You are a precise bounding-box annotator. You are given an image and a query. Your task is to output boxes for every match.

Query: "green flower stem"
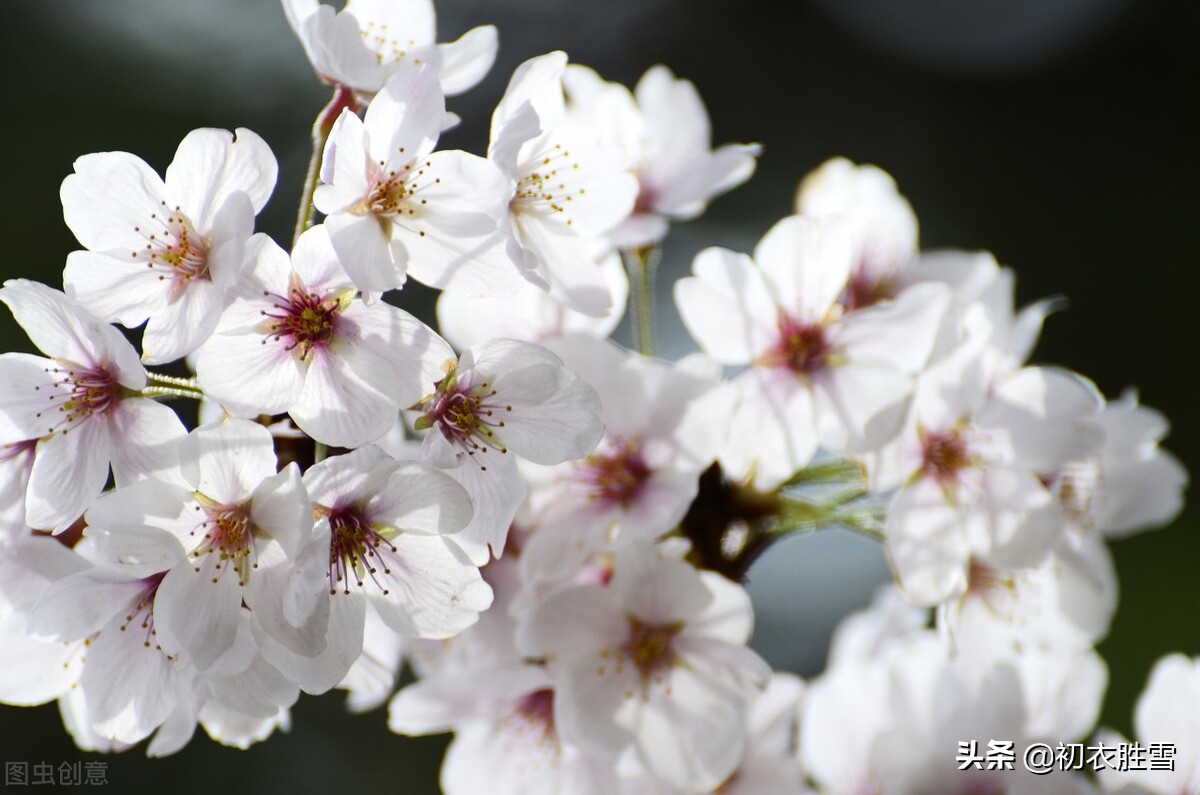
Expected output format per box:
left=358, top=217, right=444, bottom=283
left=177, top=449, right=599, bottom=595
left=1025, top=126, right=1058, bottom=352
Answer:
left=622, top=245, right=660, bottom=357
left=294, top=86, right=360, bottom=246
left=781, top=458, right=867, bottom=488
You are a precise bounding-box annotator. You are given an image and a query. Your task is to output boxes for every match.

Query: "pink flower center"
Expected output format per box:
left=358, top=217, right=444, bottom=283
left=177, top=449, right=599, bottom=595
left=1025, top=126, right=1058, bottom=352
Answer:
left=34, top=363, right=120, bottom=438
left=262, top=286, right=341, bottom=361
left=323, top=506, right=396, bottom=596
left=579, top=438, right=652, bottom=507
left=416, top=371, right=513, bottom=469
left=921, top=429, right=972, bottom=484
left=842, top=269, right=894, bottom=311
left=624, top=617, right=683, bottom=681
left=763, top=315, right=831, bottom=376
left=130, top=201, right=210, bottom=293
left=188, top=503, right=255, bottom=586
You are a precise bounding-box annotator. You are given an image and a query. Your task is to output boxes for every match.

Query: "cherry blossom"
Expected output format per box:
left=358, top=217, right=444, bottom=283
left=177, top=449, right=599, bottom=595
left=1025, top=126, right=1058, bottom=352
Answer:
left=314, top=67, right=517, bottom=295
left=194, top=227, right=453, bottom=447
left=674, top=215, right=949, bottom=488
left=81, top=419, right=314, bottom=671
left=564, top=64, right=761, bottom=249
left=516, top=544, right=771, bottom=792
left=489, top=51, right=639, bottom=317
left=412, top=337, right=605, bottom=565
left=282, top=0, right=497, bottom=99
left=0, top=280, right=186, bottom=532
left=257, top=446, right=491, bottom=694
left=62, top=128, right=277, bottom=364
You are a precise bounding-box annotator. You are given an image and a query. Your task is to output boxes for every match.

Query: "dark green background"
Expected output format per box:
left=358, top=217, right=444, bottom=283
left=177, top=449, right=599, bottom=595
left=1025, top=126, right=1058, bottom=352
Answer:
left=0, top=1, right=1196, bottom=792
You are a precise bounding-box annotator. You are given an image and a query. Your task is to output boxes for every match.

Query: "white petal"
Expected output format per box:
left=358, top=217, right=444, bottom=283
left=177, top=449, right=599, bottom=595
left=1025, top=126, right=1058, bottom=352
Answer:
left=675, top=247, right=776, bottom=363
left=324, top=211, right=404, bottom=294
left=516, top=584, right=626, bottom=661
left=754, top=215, right=853, bottom=319
left=60, top=151, right=166, bottom=255
left=187, top=418, right=278, bottom=505
left=437, top=25, right=498, bottom=95
left=139, top=272, right=228, bottom=365
left=367, top=534, right=492, bottom=638
left=0, top=353, right=59, bottom=444
left=107, top=398, right=187, bottom=485
left=0, top=280, right=141, bottom=380
left=154, top=558, right=243, bottom=671
left=63, top=250, right=170, bottom=326
left=25, top=417, right=110, bottom=532
left=250, top=463, right=312, bottom=559
left=164, top=127, right=277, bottom=228
left=315, top=109, right=372, bottom=212
left=193, top=300, right=306, bottom=417
left=488, top=361, right=604, bottom=465
left=441, top=454, right=525, bottom=565
left=364, top=65, right=445, bottom=165
left=27, top=570, right=145, bottom=642
left=290, top=348, right=395, bottom=448
left=368, top=461, right=472, bottom=535
left=885, top=478, right=971, bottom=605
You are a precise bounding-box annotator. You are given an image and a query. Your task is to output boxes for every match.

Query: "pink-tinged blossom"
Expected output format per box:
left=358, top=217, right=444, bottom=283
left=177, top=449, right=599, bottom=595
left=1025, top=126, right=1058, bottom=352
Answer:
left=258, top=446, right=490, bottom=695
left=391, top=558, right=622, bottom=795
left=564, top=64, right=761, bottom=249
left=194, top=227, right=453, bottom=448
left=82, top=419, right=315, bottom=672
left=674, top=215, right=950, bottom=489
left=61, top=128, right=277, bottom=364
left=412, top=337, right=605, bottom=565
left=518, top=336, right=722, bottom=589
left=883, top=366, right=1105, bottom=607
left=315, top=67, right=518, bottom=296
left=27, top=568, right=196, bottom=746
left=282, top=0, right=497, bottom=99
left=0, top=280, right=186, bottom=532
left=489, top=52, right=639, bottom=317
left=937, top=532, right=1118, bottom=661
left=516, top=544, right=771, bottom=792
left=794, top=157, right=918, bottom=310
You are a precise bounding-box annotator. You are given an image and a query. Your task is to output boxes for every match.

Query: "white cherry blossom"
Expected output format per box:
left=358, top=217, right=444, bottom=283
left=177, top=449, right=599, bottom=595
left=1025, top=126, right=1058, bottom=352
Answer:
left=884, top=366, right=1105, bottom=607
left=516, top=544, right=771, bottom=792
left=194, top=227, right=453, bottom=447
left=1097, top=653, right=1200, bottom=795
left=563, top=64, right=761, bottom=249
left=82, top=419, right=314, bottom=671
left=282, top=0, right=497, bottom=99
left=435, top=249, right=628, bottom=352
left=518, top=335, right=722, bottom=589
left=489, top=52, right=639, bottom=317
left=314, top=67, right=517, bottom=295
left=257, top=446, right=490, bottom=694
left=412, top=337, right=604, bottom=565
left=62, top=128, right=277, bottom=364
left=795, top=157, right=918, bottom=309
left=0, top=280, right=186, bottom=532
left=674, top=215, right=949, bottom=488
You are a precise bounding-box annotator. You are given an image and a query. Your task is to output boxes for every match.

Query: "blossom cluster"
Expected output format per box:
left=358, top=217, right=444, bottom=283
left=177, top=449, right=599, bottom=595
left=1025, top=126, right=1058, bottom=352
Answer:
left=0, top=1, right=1193, bottom=793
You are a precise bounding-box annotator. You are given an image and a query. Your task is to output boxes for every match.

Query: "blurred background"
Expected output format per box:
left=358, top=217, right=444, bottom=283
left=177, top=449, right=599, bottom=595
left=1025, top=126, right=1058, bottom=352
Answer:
left=0, top=0, right=1197, bottom=791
